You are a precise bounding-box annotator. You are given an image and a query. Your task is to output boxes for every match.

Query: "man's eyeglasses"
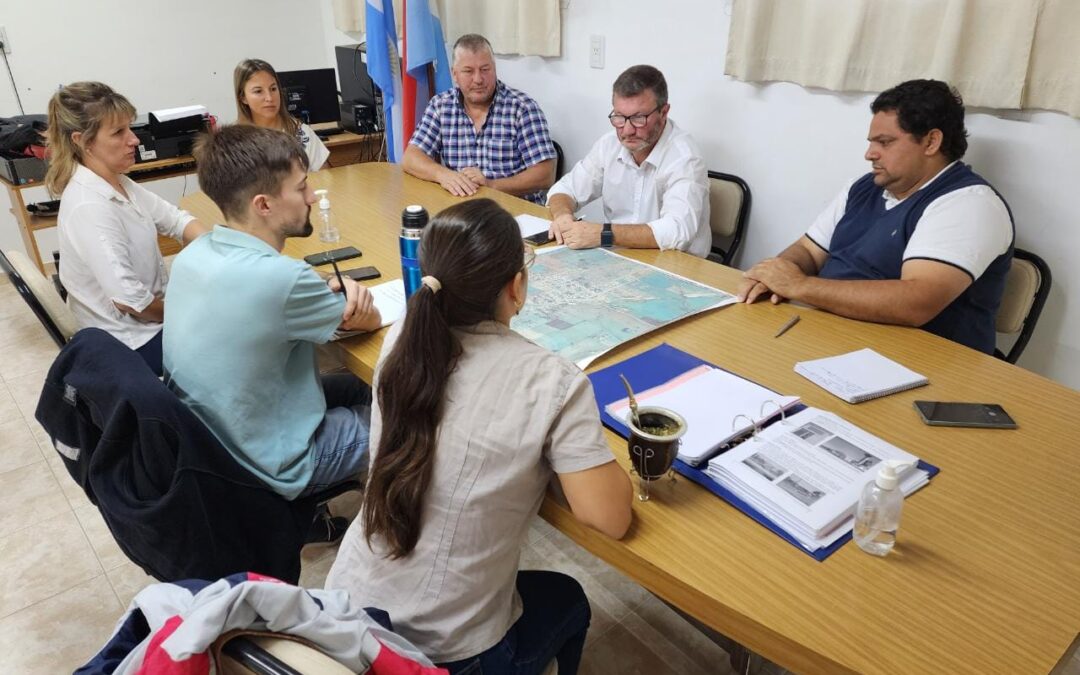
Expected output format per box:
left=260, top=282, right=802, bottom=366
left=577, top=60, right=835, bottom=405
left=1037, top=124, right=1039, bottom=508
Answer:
left=523, top=244, right=537, bottom=270
left=608, top=106, right=662, bottom=129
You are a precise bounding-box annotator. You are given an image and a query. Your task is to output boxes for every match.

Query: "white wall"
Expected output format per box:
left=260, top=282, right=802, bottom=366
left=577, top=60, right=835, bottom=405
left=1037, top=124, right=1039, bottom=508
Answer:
left=489, top=0, right=1080, bottom=389
left=0, top=0, right=334, bottom=258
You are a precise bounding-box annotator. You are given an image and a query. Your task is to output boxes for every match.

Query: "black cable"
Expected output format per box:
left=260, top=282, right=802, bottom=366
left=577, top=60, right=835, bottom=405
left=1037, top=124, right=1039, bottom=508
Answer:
left=0, top=43, right=25, bottom=115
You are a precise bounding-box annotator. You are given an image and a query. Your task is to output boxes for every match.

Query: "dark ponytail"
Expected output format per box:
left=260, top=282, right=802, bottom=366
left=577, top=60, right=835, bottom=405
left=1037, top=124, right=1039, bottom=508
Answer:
left=362, top=198, right=525, bottom=558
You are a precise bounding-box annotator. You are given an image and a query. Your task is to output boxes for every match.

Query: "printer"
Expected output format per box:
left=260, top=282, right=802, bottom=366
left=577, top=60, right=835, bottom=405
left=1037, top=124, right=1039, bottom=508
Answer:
left=143, top=105, right=208, bottom=160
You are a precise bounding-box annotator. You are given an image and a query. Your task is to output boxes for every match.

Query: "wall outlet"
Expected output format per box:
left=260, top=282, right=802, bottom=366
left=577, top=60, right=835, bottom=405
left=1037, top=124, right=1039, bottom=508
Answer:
left=589, top=34, right=605, bottom=69
left=0, top=27, right=10, bottom=55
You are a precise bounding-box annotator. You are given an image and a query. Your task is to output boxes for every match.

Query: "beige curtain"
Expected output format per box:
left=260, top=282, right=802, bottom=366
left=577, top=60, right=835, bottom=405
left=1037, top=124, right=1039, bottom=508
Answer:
left=1023, top=0, right=1080, bottom=116
left=437, top=0, right=562, bottom=57
left=332, top=0, right=404, bottom=34
left=726, top=0, right=1079, bottom=117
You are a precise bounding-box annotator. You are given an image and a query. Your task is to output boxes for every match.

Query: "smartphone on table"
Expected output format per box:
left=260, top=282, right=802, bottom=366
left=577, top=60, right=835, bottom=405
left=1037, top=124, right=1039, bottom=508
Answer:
left=304, top=246, right=362, bottom=266
left=343, top=266, right=381, bottom=281
left=913, top=401, right=1017, bottom=429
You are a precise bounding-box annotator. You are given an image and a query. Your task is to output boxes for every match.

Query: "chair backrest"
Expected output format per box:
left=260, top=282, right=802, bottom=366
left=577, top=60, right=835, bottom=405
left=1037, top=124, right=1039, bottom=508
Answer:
left=995, top=247, right=1051, bottom=364
left=0, top=248, right=79, bottom=348
left=707, top=171, right=752, bottom=266
left=552, top=140, right=566, bottom=180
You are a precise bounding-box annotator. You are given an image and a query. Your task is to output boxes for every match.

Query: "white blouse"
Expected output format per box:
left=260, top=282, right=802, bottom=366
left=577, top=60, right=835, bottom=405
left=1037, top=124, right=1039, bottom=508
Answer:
left=298, top=123, right=330, bottom=172
left=57, top=165, right=193, bottom=350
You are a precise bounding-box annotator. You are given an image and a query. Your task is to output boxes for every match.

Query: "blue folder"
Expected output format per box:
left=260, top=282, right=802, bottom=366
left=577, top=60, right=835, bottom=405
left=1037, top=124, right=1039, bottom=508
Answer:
left=587, top=343, right=940, bottom=561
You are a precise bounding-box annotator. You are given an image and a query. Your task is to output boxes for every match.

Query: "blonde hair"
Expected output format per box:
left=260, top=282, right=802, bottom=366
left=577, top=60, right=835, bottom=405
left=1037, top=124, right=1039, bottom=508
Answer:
left=45, top=82, right=136, bottom=195
left=233, top=59, right=299, bottom=134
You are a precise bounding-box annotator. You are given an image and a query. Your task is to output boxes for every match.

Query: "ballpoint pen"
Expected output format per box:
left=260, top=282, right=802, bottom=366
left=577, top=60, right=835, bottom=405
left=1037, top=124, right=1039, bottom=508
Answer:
left=774, top=314, right=801, bottom=338
left=330, top=259, right=346, bottom=293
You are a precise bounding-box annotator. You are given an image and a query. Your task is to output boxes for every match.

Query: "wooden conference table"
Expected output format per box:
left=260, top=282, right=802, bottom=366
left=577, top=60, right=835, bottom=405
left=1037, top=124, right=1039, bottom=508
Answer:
left=181, top=163, right=1080, bottom=675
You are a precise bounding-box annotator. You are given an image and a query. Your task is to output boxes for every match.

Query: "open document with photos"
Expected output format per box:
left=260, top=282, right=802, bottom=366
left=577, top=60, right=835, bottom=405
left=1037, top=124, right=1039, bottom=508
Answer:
left=705, top=408, right=930, bottom=553
left=605, top=364, right=801, bottom=466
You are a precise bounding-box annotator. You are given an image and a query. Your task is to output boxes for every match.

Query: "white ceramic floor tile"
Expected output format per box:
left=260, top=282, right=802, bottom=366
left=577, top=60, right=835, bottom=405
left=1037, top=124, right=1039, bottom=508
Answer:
left=0, top=383, right=22, bottom=426
left=44, top=451, right=93, bottom=511
left=105, top=560, right=157, bottom=608
left=73, top=503, right=130, bottom=572
left=0, top=309, right=46, bottom=350
left=0, top=460, right=71, bottom=540
left=0, top=575, right=123, bottom=675
left=579, top=619, right=684, bottom=675
left=618, top=610, right=734, bottom=675
left=4, top=368, right=48, bottom=423
left=0, top=417, right=44, bottom=474
left=0, top=336, right=58, bottom=382
left=0, top=510, right=103, bottom=617
left=299, top=550, right=337, bottom=590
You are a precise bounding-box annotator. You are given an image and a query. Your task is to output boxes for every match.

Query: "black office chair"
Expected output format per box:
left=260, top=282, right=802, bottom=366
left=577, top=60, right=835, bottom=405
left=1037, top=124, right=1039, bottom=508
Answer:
left=553, top=140, right=566, bottom=180
left=706, top=171, right=752, bottom=266
left=0, top=248, right=78, bottom=348
left=994, top=247, right=1052, bottom=364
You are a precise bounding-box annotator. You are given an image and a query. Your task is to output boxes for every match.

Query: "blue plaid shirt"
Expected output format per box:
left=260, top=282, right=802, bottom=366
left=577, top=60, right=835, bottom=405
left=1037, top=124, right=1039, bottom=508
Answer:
left=409, top=80, right=557, bottom=204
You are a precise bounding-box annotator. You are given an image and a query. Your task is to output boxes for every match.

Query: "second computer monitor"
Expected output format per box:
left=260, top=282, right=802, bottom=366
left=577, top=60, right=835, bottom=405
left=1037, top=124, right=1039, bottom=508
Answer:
left=277, top=68, right=339, bottom=125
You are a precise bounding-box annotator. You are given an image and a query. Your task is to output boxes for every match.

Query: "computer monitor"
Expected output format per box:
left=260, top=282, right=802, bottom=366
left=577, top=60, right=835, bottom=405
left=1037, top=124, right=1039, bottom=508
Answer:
left=276, top=68, right=340, bottom=125
left=336, top=44, right=378, bottom=107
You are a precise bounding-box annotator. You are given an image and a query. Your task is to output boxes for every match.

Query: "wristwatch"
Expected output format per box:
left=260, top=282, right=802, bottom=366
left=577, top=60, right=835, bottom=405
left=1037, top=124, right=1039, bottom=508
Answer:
left=601, top=222, right=614, bottom=248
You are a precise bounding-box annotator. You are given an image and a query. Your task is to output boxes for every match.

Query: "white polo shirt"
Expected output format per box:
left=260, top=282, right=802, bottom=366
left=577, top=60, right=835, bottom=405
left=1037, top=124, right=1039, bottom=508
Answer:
left=547, top=119, right=712, bottom=257
left=806, top=161, right=1013, bottom=279
left=57, top=164, right=193, bottom=349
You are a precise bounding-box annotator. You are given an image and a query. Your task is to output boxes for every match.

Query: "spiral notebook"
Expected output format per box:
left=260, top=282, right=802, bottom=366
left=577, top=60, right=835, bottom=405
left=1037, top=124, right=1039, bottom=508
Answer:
left=794, top=348, right=928, bottom=403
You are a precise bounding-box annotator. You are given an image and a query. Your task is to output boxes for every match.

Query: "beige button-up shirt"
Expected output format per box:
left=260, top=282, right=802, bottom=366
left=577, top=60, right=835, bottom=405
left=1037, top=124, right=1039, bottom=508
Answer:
left=327, top=320, right=616, bottom=662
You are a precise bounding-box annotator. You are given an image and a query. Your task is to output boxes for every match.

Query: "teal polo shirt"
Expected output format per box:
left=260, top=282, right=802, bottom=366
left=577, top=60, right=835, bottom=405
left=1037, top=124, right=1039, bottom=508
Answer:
left=163, top=225, right=345, bottom=499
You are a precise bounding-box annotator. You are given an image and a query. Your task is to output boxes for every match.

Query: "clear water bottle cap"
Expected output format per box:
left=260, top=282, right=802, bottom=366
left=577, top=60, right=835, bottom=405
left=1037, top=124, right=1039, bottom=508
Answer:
left=315, top=189, right=330, bottom=210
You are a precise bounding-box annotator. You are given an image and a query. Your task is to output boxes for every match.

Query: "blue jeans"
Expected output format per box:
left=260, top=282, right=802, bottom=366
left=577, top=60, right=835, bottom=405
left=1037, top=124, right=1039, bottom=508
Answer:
left=437, top=571, right=591, bottom=675
left=298, top=374, right=373, bottom=497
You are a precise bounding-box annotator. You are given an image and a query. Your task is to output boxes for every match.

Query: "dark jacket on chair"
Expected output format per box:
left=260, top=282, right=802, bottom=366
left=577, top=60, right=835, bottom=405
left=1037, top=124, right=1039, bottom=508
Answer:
left=35, top=328, right=317, bottom=583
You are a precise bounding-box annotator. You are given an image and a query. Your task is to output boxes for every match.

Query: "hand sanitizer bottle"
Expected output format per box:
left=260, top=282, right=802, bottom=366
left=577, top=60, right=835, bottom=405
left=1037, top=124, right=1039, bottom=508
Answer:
left=315, top=189, right=339, bottom=243
left=853, top=460, right=912, bottom=556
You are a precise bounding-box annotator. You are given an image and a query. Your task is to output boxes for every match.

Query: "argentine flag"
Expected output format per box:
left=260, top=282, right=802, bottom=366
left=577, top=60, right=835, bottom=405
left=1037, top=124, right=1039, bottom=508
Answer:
left=402, top=0, right=453, bottom=141
left=365, top=0, right=404, bottom=162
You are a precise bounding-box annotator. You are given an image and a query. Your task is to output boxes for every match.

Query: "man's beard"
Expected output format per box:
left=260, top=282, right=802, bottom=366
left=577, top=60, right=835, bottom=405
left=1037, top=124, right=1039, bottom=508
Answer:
left=287, top=209, right=314, bottom=238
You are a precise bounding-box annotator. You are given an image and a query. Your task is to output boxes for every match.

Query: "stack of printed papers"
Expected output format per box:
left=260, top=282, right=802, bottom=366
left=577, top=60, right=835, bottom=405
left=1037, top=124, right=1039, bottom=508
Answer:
left=705, top=408, right=929, bottom=552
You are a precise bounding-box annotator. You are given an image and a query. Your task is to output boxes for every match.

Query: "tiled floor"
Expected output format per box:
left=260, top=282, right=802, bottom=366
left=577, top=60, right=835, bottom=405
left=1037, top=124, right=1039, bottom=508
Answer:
left=2, top=278, right=1077, bottom=675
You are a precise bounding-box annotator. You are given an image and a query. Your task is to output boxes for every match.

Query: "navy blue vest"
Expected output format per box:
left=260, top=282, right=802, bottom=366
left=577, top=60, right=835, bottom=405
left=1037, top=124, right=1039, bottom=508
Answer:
left=817, top=163, right=1014, bottom=354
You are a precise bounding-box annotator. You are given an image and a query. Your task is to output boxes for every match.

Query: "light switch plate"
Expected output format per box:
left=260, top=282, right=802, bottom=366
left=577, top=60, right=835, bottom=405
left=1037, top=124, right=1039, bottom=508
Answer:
left=589, top=34, right=605, bottom=69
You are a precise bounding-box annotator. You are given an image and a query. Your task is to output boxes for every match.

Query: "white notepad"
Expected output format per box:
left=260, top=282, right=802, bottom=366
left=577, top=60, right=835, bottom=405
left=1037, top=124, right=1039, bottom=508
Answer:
left=331, top=279, right=406, bottom=340
left=794, top=348, right=928, bottom=403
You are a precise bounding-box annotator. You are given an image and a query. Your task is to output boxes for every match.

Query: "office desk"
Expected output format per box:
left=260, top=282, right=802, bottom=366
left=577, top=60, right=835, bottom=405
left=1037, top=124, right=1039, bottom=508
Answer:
left=181, top=163, right=1080, bottom=675
left=311, top=122, right=383, bottom=168
left=4, top=128, right=380, bottom=274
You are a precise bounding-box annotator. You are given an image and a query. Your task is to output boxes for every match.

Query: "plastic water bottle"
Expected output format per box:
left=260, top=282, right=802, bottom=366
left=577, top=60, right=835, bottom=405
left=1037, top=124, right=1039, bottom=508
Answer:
left=400, top=205, right=429, bottom=298
left=315, top=190, right=339, bottom=243
left=853, top=460, right=913, bottom=556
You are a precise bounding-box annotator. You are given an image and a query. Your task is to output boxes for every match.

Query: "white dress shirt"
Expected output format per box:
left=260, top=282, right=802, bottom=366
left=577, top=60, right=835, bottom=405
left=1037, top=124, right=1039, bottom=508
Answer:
left=806, top=161, right=1013, bottom=279
left=547, top=119, right=712, bottom=257
left=58, top=164, right=193, bottom=350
